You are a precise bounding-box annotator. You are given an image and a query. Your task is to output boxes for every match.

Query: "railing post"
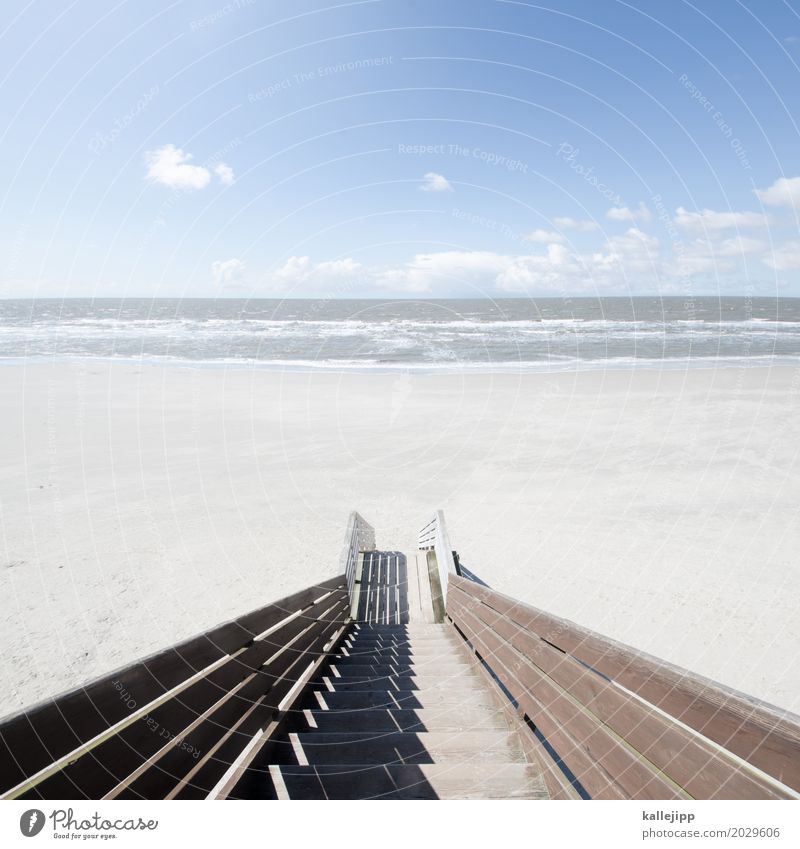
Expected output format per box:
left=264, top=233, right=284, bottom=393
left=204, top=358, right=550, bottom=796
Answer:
left=340, top=511, right=375, bottom=605
left=417, top=509, right=457, bottom=604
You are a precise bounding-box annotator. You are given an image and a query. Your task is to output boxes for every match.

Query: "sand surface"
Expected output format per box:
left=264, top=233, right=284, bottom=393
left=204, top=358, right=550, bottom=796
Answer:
left=1, top=361, right=799, bottom=717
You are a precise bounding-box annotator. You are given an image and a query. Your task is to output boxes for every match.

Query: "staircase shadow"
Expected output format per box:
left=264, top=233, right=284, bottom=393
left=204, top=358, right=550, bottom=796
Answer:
left=229, top=621, right=450, bottom=799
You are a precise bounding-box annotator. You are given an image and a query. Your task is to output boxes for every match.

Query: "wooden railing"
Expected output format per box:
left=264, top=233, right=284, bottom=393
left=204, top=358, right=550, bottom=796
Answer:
left=0, top=576, right=349, bottom=800
left=341, top=511, right=375, bottom=600
left=446, top=574, right=800, bottom=800
left=418, top=510, right=457, bottom=604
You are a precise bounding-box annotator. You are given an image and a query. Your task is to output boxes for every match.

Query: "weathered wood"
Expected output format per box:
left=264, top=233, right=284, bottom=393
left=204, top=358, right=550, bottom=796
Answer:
left=25, top=590, right=345, bottom=797
left=414, top=551, right=436, bottom=625
left=444, top=618, right=580, bottom=799
left=448, top=582, right=783, bottom=800
left=291, top=707, right=509, bottom=733
left=193, top=620, right=350, bottom=800
left=243, top=762, right=547, bottom=800
left=114, top=597, right=350, bottom=799
left=1, top=577, right=348, bottom=800
left=165, top=613, right=349, bottom=799
left=448, top=595, right=636, bottom=799
left=448, top=575, right=800, bottom=798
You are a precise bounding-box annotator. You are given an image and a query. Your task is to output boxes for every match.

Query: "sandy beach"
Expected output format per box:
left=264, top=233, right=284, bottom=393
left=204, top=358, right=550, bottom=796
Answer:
left=1, top=360, right=798, bottom=717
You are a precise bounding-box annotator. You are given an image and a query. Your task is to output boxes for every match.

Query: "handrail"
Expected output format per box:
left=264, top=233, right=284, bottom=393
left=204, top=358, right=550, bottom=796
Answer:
left=341, top=511, right=376, bottom=601
left=446, top=574, right=800, bottom=800
left=0, top=577, right=350, bottom=800
left=417, top=509, right=457, bottom=604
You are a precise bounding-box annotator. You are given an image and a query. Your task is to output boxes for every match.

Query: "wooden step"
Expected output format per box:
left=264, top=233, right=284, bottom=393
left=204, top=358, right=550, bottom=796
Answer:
left=344, top=644, right=460, bottom=656
left=265, top=731, right=520, bottom=765
left=328, top=663, right=472, bottom=678
left=353, top=622, right=447, bottom=634
left=313, top=676, right=480, bottom=693
left=314, top=689, right=497, bottom=710
left=346, top=636, right=458, bottom=647
left=331, top=652, right=461, bottom=665
left=258, top=762, right=548, bottom=799
left=339, top=645, right=460, bottom=658
left=291, top=708, right=509, bottom=733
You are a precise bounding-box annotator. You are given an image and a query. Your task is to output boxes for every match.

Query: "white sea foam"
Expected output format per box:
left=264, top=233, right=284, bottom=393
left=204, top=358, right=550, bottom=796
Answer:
left=2, top=297, right=800, bottom=367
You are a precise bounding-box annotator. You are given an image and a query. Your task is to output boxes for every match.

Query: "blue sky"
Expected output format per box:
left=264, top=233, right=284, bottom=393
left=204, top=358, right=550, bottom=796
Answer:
left=2, top=0, right=800, bottom=298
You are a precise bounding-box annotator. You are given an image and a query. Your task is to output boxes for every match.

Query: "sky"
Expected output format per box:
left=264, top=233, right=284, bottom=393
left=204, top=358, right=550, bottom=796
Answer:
left=2, top=0, right=800, bottom=298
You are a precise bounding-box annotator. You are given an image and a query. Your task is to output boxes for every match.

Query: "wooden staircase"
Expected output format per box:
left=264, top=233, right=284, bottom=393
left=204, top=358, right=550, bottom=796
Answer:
left=4, top=511, right=798, bottom=801
left=233, top=621, right=548, bottom=799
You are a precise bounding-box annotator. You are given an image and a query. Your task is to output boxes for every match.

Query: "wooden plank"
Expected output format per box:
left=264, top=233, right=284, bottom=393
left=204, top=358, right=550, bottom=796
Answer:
left=388, top=582, right=396, bottom=626
left=108, top=599, right=349, bottom=800
left=320, top=689, right=496, bottom=710
left=0, top=576, right=346, bottom=796
left=397, top=553, right=409, bottom=623
left=427, top=550, right=446, bottom=623
left=356, top=552, right=371, bottom=622
left=118, top=597, right=350, bottom=799
left=444, top=618, right=572, bottom=799
left=254, top=762, right=547, bottom=800
left=294, top=707, right=509, bottom=733
left=405, top=550, right=422, bottom=623
left=14, top=593, right=348, bottom=800
left=448, top=596, right=636, bottom=799
left=161, top=612, right=349, bottom=799
left=448, top=583, right=787, bottom=800
left=194, top=621, right=350, bottom=800
left=350, top=552, right=365, bottom=619
left=259, top=730, right=517, bottom=765
left=450, top=576, right=800, bottom=793
left=451, top=597, right=687, bottom=799
left=416, top=552, right=435, bottom=624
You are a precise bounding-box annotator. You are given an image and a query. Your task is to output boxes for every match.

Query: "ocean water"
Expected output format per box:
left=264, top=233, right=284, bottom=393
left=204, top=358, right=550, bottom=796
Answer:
left=2, top=297, right=800, bottom=371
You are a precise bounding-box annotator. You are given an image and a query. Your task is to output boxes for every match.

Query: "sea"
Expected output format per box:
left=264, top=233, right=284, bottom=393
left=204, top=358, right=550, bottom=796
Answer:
left=2, top=296, right=800, bottom=372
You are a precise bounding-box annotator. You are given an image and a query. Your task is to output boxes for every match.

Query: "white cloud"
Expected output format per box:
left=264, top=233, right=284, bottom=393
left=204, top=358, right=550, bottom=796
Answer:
left=268, top=256, right=365, bottom=292
left=377, top=251, right=509, bottom=294
left=262, top=234, right=666, bottom=296
left=553, top=216, right=599, bottom=231
left=214, top=163, right=235, bottom=186
left=674, top=206, right=768, bottom=232
left=606, top=202, right=652, bottom=223
left=496, top=244, right=582, bottom=292
left=671, top=234, right=770, bottom=276
left=523, top=228, right=565, bottom=243
left=420, top=172, right=453, bottom=192
left=715, top=236, right=768, bottom=256
left=146, top=144, right=211, bottom=190
left=212, top=258, right=246, bottom=287
left=603, top=228, right=660, bottom=271
left=244, top=208, right=800, bottom=296
left=754, top=176, right=800, bottom=207
left=145, top=144, right=235, bottom=190
left=764, top=241, right=800, bottom=270
left=496, top=230, right=660, bottom=292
